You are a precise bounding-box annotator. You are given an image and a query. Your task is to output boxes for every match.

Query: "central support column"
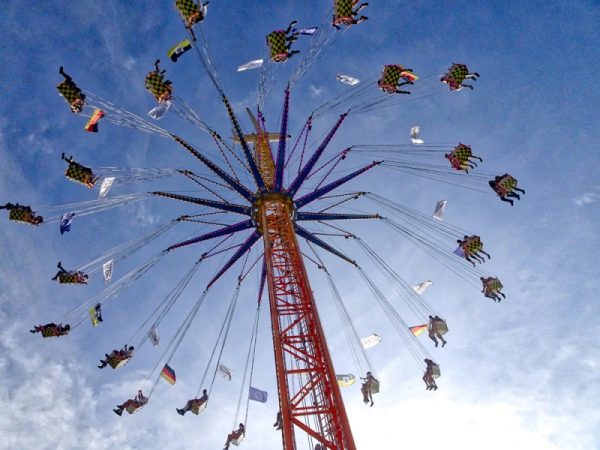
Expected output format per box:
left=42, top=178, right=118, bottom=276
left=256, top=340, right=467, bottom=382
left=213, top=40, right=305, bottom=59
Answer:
left=259, top=195, right=356, bottom=450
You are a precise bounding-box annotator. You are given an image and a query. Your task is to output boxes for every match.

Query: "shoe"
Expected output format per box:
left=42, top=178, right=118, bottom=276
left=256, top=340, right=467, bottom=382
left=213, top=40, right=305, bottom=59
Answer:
left=370, top=402, right=374, bottom=407
left=113, top=409, right=122, bottom=416
left=57, top=261, right=62, bottom=268
left=29, top=329, right=36, bottom=334
left=433, top=386, right=438, bottom=390
left=442, top=341, right=446, bottom=348
left=276, top=426, right=282, bottom=430
left=176, top=408, right=184, bottom=416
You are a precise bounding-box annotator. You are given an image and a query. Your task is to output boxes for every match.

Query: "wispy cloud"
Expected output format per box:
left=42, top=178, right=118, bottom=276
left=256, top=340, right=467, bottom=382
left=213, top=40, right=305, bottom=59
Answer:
left=574, top=187, right=600, bottom=206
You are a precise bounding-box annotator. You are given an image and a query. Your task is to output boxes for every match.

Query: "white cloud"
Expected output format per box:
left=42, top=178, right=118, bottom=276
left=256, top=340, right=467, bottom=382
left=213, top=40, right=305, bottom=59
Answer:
left=309, top=84, right=324, bottom=97
left=574, top=187, right=600, bottom=206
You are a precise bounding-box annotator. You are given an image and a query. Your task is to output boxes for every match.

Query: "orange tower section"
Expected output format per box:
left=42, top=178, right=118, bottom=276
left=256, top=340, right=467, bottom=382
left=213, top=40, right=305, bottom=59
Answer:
left=256, top=193, right=356, bottom=450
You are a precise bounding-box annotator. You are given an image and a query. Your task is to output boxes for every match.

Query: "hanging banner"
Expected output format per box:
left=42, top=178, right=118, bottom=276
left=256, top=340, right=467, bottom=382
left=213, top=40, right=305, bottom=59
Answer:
left=410, top=125, right=424, bottom=144
left=148, top=326, right=160, bottom=347
left=237, top=59, right=263, bottom=72
left=98, top=177, right=115, bottom=199
left=102, top=259, right=113, bottom=283
left=412, top=280, right=432, bottom=295
left=59, top=212, right=76, bottom=235
left=148, top=101, right=172, bottom=120
left=218, top=364, right=232, bottom=381
left=433, top=200, right=447, bottom=221
left=361, top=334, right=382, bottom=349
left=89, top=303, right=103, bottom=327
left=249, top=387, right=268, bottom=403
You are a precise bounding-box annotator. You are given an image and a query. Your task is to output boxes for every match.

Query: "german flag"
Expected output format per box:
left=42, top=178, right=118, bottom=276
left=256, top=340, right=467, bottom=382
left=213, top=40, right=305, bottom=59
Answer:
left=84, top=109, right=105, bottom=133
left=160, top=364, right=176, bottom=385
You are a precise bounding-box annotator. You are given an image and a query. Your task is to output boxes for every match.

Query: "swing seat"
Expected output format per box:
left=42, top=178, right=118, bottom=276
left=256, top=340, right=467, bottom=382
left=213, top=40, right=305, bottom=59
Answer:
left=369, top=379, right=380, bottom=394
left=272, top=53, right=289, bottom=63
left=433, top=320, right=448, bottom=336
left=191, top=400, right=207, bottom=415
left=126, top=402, right=146, bottom=414
left=378, top=82, right=397, bottom=94
left=231, top=433, right=245, bottom=446
left=334, top=16, right=353, bottom=26
left=65, top=164, right=96, bottom=188
left=9, top=208, right=42, bottom=225
left=430, top=366, right=441, bottom=379
left=58, top=273, right=87, bottom=284
left=41, top=327, right=59, bottom=338
left=108, top=354, right=131, bottom=369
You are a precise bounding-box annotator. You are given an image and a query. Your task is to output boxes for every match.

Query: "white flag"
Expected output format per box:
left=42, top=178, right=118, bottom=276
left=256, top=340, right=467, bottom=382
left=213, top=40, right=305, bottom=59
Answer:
left=98, top=177, right=115, bottom=199
left=361, top=334, right=382, bottom=349
left=148, top=326, right=160, bottom=347
left=237, top=59, right=264, bottom=72
left=218, top=364, right=232, bottom=381
left=433, top=200, right=447, bottom=221
left=336, top=74, right=360, bottom=86
left=148, top=101, right=172, bottom=120
left=410, top=125, right=424, bottom=144
left=102, top=259, right=113, bottom=283
left=412, top=280, right=433, bottom=295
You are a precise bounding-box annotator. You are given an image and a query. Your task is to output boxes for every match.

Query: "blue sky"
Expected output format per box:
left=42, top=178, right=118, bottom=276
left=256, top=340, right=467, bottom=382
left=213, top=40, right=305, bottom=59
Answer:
left=1, top=1, right=599, bottom=449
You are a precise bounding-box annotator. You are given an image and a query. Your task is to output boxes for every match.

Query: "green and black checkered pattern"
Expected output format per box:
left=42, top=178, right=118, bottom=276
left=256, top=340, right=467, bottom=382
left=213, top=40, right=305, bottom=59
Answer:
left=58, top=273, right=83, bottom=284
left=57, top=80, right=83, bottom=104
left=145, top=72, right=172, bottom=101
left=9, top=208, right=37, bottom=225
left=451, top=144, right=472, bottom=164
left=335, top=0, right=353, bottom=18
left=486, top=278, right=503, bottom=292
left=462, top=236, right=483, bottom=255
left=266, top=31, right=288, bottom=61
left=448, top=64, right=468, bottom=84
left=41, top=326, right=59, bottom=338
left=497, top=175, right=517, bottom=194
left=175, top=0, right=200, bottom=22
left=108, top=353, right=128, bottom=369
left=65, top=162, right=93, bottom=185
left=381, top=65, right=402, bottom=87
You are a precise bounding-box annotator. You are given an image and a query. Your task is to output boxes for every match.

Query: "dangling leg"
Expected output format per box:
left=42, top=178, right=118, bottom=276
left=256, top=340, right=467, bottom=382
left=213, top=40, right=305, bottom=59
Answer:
left=474, top=254, right=486, bottom=263
left=428, top=333, right=439, bottom=347
left=513, top=187, right=525, bottom=194
left=369, top=391, right=374, bottom=407
left=499, top=196, right=514, bottom=206
left=284, top=20, right=298, bottom=35
left=59, top=66, right=73, bottom=82
left=437, top=333, right=447, bottom=348
left=461, top=83, right=474, bottom=90
left=154, top=60, right=161, bottom=73
left=354, top=16, right=368, bottom=25
left=354, top=3, right=369, bottom=14
left=480, top=250, right=491, bottom=260
left=507, top=191, right=521, bottom=200
left=287, top=50, right=300, bottom=58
